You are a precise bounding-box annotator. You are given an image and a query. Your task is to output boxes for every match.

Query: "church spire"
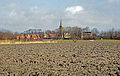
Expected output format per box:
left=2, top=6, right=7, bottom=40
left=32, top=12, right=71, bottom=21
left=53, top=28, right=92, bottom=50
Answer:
left=59, top=19, right=62, bottom=28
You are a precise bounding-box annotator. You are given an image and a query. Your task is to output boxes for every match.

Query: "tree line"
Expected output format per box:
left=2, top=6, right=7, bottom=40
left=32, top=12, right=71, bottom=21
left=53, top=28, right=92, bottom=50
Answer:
left=0, top=30, right=19, bottom=40
left=45, top=26, right=120, bottom=40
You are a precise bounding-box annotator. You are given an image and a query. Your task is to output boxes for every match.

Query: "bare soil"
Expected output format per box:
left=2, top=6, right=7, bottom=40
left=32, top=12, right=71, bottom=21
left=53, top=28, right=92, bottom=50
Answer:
left=0, top=42, right=120, bottom=76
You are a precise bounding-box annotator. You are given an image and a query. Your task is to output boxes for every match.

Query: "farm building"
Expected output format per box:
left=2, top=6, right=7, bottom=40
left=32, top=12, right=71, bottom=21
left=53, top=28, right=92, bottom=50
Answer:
left=81, top=32, right=99, bottom=40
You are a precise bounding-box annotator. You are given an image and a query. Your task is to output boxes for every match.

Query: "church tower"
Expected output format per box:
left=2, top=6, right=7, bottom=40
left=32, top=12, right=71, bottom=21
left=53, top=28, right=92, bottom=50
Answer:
left=58, top=19, right=64, bottom=39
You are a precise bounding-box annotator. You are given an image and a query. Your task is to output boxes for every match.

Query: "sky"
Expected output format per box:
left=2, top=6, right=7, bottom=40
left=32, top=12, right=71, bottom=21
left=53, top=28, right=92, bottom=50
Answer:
left=0, top=0, right=120, bottom=32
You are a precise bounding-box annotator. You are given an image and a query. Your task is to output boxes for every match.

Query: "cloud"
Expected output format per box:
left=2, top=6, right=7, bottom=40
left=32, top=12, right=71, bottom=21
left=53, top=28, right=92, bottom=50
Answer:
left=9, top=10, right=17, bottom=17
left=65, top=6, right=84, bottom=15
left=30, top=6, right=39, bottom=12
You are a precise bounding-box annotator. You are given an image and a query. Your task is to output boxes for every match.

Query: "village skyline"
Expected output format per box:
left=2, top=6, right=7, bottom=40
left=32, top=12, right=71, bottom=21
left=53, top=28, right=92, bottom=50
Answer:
left=1, top=19, right=120, bottom=40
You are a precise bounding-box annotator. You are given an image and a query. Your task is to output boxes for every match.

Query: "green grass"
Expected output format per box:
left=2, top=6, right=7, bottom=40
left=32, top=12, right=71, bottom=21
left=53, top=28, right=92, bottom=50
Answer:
left=0, top=39, right=120, bottom=44
left=56, top=39, right=120, bottom=43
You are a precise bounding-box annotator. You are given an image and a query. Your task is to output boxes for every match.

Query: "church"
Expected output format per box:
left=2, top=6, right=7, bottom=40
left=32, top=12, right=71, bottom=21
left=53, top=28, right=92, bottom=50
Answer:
left=56, top=19, right=71, bottom=39
left=56, top=19, right=64, bottom=39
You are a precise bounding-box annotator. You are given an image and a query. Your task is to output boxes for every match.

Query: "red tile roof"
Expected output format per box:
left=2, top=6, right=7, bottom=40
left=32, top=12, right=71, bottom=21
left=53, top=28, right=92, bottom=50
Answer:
left=49, top=34, right=55, bottom=37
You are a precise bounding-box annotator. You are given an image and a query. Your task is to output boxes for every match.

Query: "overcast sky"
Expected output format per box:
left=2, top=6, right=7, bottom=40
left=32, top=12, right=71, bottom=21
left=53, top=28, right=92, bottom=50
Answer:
left=0, top=0, right=120, bottom=32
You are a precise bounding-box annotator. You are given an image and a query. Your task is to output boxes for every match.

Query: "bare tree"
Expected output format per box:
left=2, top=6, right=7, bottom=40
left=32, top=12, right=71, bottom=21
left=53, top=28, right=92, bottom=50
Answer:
left=99, top=28, right=120, bottom=39
left=108, top=28, right=115, bottom=39
left=0, top=31, right=4, bottom=40
left=13, top=32, right=19, bottom=39
left=45, top=30, right=52, bottom=34
left=70, top=26, right=82, bottom=40
left=83, top=27, right=90, bottom=32
left=0, top=30, right=14, bottom=40
left=91, top=28, right=99, bottom=35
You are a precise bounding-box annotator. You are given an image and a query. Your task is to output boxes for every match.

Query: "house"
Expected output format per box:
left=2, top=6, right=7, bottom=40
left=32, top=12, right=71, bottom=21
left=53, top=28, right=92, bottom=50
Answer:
left=81, top=32, right=101, bottom=40
left=19, top=33, right=25, bottom=39
left=49, top=34, right=56, bottom=39
left=81, top=32, right=94, bottom=40
left=31, top=34, right=38, bottom=39
left=44, top=34, right=50, bottom=39
left=17, top=33, right=43, bottom=40
left=25, top=34, right=31, bottom=39
left=44, top=34, right=56, bottom=39
left=16, top=36, right=20, bottom=40
left=64, top=33, right=71, bottom=39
